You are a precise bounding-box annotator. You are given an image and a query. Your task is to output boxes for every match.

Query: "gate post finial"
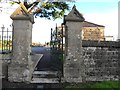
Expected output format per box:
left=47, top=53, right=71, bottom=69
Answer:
left=65, top=5, right=85, bottom=22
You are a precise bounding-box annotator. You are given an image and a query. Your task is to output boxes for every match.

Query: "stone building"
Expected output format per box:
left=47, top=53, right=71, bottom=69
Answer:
left=53, top=21, right=105, bottom=42
left=82, top=21, right=105, bottom=41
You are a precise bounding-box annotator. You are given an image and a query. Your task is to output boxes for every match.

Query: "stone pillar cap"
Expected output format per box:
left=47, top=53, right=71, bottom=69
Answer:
left=11, top=14, right=34, bottom=24
left=10, top=4, right=34, bottom=24
left=65, top=5, right=85, bottom=22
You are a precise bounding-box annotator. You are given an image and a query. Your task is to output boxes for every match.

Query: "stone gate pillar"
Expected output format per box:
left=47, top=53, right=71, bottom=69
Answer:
left=63, top=5, right=85, bottom=83
left=8, top=8, right=34, bottom=82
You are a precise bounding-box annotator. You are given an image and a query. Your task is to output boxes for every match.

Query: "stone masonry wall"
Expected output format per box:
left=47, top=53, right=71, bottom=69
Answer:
left=82, top=27, right=104, bottom=41
left=82, top=40, right=120, bottom=81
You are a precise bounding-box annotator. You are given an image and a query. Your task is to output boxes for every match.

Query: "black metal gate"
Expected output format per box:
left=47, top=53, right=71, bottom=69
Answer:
left=50, top=23, right=64, bottom=75
left=0, top=25, right=12, bottom=54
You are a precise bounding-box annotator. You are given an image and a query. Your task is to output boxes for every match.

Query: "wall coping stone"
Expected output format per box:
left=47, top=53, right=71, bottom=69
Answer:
left=82, top=40, right=120, bottom=48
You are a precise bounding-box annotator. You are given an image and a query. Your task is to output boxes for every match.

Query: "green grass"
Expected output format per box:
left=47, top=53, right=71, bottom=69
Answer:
left=91, top=81, right=120, bottom=89
left=64, top=81, right=120, bottom=89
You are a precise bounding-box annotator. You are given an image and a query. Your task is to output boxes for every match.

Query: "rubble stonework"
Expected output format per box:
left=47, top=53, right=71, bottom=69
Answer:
left=82, top=41, right=120, bottom=81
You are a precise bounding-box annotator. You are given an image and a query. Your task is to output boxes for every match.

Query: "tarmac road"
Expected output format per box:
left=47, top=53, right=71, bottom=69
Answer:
left=32, top=46, right=62, bottom=71
left=32, top=47, right=51, bottom=71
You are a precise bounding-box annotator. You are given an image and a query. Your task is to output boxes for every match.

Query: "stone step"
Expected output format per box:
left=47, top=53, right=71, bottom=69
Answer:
left=33, top=71, right=58, bottom=75
left=33, top=74, right=58, bottom=78
left=31, top=78, right=59, bottom=83
left=32, top=71, right=59, bottom=78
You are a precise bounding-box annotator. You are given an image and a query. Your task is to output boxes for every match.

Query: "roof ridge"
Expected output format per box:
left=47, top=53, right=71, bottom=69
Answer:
left=83, top=21, right=105, bottom=27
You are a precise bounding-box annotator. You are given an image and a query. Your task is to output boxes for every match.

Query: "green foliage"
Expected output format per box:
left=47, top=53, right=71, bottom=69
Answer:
left=34, top=2, right=70, bottom=20
left=9, top=1, right=16, bottom=5
left=10, top=1, right=72, bottom=20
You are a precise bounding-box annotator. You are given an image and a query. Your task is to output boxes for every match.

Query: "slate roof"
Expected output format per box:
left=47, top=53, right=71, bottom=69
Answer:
left=83, top=21, right=105, bottom=27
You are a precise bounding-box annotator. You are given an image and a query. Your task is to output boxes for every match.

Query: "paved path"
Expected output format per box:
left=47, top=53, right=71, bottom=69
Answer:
left=32, top=47, right=62, bottom=71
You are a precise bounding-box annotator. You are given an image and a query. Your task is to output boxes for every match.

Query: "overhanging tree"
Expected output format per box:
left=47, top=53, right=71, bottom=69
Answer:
left=10, top=0, right=74, bottom=20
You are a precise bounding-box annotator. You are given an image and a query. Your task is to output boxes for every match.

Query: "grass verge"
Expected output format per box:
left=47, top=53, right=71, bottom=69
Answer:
left=64, top=80, right=120, bottom=89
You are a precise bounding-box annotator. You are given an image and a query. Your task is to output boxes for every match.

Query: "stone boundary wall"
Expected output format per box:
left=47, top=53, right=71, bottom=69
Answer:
left=82, top=40, right=120, bottom=81
left=1, top=40, right=120, bottom=82
left=0, top=54, right=11, bottom=78
left=82, top=40, right=119, bottom=47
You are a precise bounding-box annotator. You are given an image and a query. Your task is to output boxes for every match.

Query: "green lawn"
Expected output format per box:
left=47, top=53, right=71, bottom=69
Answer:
left=64, top=80, right=120, bottom=89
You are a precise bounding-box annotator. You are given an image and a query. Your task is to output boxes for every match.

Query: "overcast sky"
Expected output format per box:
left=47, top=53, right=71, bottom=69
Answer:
left=0, top=1, right=119, bottom=43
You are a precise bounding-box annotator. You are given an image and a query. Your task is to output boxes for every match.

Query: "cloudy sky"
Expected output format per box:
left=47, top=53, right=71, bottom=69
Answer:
left=0, top=0, right=119, bottom=43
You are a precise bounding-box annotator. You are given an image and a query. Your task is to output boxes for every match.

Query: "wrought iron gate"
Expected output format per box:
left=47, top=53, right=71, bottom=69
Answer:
left=0, top=25, right=12, bottom=54
left=50, top=23, right=64, bottom=75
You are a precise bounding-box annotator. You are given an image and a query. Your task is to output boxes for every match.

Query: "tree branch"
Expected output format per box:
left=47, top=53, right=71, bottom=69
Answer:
left=33, top=2, right=48, bottom=15
left=28, top=2, right=39, bottom=13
